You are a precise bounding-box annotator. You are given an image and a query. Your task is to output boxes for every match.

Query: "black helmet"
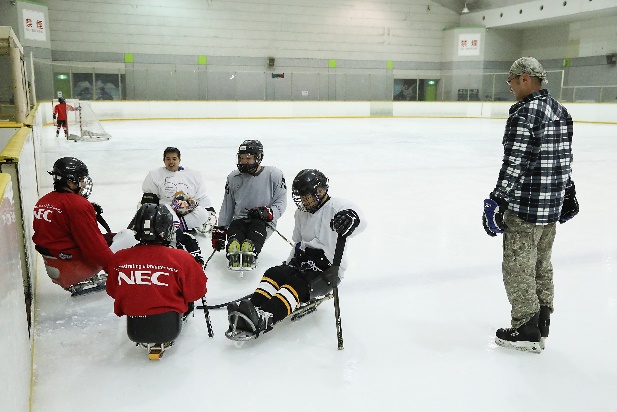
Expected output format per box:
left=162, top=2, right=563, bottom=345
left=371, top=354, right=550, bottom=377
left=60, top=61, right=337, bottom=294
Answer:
left=237, top=140, right=263, bottom=174
left=49, top=157, right=92, bottom=198
left=58, top=97, right=66, bottom=104
left=292, top=169, right=329, bottom=213
left=132, top=204, right=175, bottom=244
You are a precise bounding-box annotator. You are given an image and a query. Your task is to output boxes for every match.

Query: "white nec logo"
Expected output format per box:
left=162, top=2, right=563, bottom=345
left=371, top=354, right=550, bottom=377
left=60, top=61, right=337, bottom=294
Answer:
left=34, top=209, right=53, bottom=222
left=118, top=270, right=169, bottom=286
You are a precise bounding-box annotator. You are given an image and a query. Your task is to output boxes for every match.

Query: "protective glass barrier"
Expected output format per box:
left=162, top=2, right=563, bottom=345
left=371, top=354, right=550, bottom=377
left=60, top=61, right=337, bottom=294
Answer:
left=30, top=60, right=617, bottom=103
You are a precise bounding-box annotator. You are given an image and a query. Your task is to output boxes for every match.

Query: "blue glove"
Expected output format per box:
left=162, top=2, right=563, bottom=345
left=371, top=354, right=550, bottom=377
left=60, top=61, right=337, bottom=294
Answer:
left=559, top=184, right=579, bottom=224
left=482, top=194, right=508, bottom=237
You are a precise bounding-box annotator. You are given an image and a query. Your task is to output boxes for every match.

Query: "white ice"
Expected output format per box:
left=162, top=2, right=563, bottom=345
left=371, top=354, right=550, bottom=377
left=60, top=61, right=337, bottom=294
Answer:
left=32, top=118, right=617, bottom=412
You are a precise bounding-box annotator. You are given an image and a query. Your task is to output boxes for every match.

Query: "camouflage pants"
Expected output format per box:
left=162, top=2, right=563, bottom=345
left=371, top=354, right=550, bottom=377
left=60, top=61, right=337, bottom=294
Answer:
left=502, top=211, right=556, bottom=328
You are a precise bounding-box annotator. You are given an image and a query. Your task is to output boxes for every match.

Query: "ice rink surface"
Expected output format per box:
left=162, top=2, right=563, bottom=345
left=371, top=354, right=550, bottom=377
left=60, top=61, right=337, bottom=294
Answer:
left=32, top=117, right=617, bottom=412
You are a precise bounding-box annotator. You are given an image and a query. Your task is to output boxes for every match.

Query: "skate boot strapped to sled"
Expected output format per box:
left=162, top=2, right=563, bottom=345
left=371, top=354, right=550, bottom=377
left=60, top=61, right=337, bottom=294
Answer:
left=225, top=299, right=273, bottom=341
left=227, top=239, right=257, bottom=272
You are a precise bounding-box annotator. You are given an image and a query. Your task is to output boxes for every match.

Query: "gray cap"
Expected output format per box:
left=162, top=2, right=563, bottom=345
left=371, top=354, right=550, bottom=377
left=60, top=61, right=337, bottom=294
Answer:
left=509, top=57, right=548, bottom=84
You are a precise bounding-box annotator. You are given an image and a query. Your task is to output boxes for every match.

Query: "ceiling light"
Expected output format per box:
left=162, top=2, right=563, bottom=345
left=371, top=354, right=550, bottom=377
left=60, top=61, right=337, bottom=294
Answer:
left=462, top=2, right=470, bottom=14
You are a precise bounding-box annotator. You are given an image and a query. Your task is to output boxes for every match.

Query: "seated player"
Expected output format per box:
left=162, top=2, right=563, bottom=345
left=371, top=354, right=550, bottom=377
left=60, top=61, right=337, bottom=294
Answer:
left=142, top=146, right=216, bottom=234
left=226, top=169, right=366, bottom=340
left=211, top=140, right=287, bottom=269
left=32, top=157, right=116, bottom=294
left=106, top=204, right=207, bottom=350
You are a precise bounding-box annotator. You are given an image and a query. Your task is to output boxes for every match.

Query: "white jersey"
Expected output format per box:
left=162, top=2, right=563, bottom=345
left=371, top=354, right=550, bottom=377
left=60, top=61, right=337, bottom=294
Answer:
left=142, top=167, right=213, bottom=230
left=287, top=197, right=367, bottom=278
left=218, top=166, right=287, bottom=228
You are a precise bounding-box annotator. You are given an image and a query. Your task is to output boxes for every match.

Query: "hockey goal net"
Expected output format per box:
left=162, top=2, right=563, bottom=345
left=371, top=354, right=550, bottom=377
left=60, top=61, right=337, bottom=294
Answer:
left=51, top=99, right=111, bottom=141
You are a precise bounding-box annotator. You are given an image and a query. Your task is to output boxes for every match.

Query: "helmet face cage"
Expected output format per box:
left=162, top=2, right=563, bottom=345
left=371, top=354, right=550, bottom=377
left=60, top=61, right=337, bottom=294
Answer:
left=133, top=204, right=175, bottom=244
left=78, top=176, right=93, bottom=199
left=292, top=169, right=329, bottom=213
left=237, top=140, right=264, bottom=174
left=50, top=157, right=92, bottom=197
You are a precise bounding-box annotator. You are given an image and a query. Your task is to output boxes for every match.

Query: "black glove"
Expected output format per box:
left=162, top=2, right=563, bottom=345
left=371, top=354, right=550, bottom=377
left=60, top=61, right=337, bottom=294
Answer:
left=211, top=226, right=227, bottom=252
left=559, top=183, right=579, bottom=224
left=52, top=113, right=57, bottom=120
left=330, top=209, right=360, bottom=237
left=140, top=192, right=159, bottom=205
left=91, top=202, right=103, bottom=215
left=247, top=206, right=273, bottom=222
left=482, top=193, right=508, bottom=237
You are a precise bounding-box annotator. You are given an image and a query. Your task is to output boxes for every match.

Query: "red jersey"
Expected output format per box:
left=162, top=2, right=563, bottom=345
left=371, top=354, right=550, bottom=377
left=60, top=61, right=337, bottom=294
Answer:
left=106, top=244, right=207, bottom=317
left=53, top=102, right=75, bottom=121
left=32, top=191, right=114, bottom=269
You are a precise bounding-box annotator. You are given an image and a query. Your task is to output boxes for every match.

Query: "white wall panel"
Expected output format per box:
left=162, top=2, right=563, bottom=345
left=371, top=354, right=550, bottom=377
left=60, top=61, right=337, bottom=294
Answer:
left=46, top=0, right=459, bottom=62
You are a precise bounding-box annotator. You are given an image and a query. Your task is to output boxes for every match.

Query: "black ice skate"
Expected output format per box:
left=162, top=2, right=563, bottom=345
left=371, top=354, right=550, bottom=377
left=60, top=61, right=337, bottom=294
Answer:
left=225, top=299, right=273, bottom=341
left=66, top=272, right=107, bottom=297
left=495, top=312, right=542, bottom=354
left=539, top=306, right=551, bottom=350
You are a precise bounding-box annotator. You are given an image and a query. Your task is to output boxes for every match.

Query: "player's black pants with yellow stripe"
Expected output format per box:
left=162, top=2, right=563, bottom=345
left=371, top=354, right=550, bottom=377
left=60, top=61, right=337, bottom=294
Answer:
left=250, top=264, right=315, bottom=323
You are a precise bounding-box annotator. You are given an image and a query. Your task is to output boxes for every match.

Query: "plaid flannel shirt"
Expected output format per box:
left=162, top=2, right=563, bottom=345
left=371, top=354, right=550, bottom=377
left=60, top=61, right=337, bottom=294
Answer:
left=492, top=89, right=573, bottom=224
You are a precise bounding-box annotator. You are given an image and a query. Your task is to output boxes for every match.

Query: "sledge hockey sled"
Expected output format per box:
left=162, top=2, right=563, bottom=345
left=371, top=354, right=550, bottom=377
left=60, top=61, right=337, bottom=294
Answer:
left=127, top=311, right=182, bottom=360
left=225, top=293, right=334, bottom=342
left=66, top=273, right=107, bottom=297
left=37, top=250, right=105, bottom=293
left=290, top=293, right=333, bottom=321
left=225, top=310, right=261, bottom=342
left=227, top=251, right=257, bottom=278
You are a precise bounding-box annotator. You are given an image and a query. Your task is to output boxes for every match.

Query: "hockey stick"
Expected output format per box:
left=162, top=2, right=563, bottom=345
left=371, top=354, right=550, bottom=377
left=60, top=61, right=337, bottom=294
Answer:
left=196, top=293, right=252, bottom=310
left=268, top=223, right=294, bottom=247
left=96, top=213, right=112, bottom=234
left=200, top=249, right=217, bottom=338
left=332, top=234, right=347, bottom=350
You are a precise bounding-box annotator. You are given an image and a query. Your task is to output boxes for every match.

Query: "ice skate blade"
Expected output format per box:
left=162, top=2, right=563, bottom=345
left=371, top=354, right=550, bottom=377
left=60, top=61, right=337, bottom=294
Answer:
left=539, top=337, right=546, bottom=350
left=495, top=338, right=542, bottom=354
left=228, top=266, right=254, bottom=272
left=225, top=329, right=257, bottom=342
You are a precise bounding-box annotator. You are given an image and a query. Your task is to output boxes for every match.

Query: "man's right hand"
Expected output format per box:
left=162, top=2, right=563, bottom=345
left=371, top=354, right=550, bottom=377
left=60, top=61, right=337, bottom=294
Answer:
left=211, top=226, right=227, bottom=251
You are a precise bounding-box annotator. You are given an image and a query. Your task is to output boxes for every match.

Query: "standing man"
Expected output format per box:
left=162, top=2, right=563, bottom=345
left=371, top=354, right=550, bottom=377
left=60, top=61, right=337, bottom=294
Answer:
left=52, top=97, right=77, bottom=138
left=226, top=169, right=366, bottom=340
left=211, top=140, right=287, bottom=268
left=482, top=57, right=579, bottom=353
left=142, top=147, right=216, bottom=234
